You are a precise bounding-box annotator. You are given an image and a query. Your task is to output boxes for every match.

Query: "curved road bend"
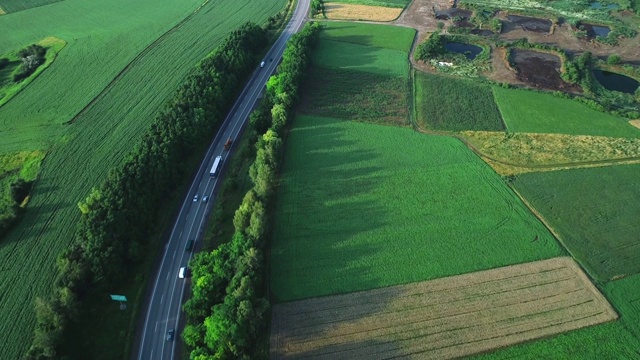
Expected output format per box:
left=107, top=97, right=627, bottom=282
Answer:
left=134, top=1, right=310, bottom=359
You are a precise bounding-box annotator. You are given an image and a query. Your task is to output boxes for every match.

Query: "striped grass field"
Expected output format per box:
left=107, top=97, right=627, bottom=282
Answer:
left=270, top=257, right=617, bottom=359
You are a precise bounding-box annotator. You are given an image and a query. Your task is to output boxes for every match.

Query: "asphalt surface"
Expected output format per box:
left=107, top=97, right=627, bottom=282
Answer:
left=134, top=1, right=310, bottom=358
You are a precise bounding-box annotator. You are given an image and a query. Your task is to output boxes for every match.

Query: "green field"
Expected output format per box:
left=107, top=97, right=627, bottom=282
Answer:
left=318, top=21, right=415, bottom=52
left=475, top=272, right=640, bottom=359
left=300, top=66, right=409, bottom=125
left=416, top=72, right=505, bottom=131
left=313, top=22, right=414, bottom=78
left=513, top=164, right=640, bottom=281
left=270, top=115, right=563, bottom=302
left=325, top=0, right=409, bottom=8
left=0, top=0, right=62, bottom=13
left=0, top=0, right=285, bottom=357
left=493, top=87, right=640, bottom=138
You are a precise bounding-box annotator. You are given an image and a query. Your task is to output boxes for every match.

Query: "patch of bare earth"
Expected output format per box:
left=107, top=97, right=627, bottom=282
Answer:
left=270, top=257, right=617, bottom=359
left=630, top=120, right=640, bottom=129
left=325, top=3, right=403, bottom=21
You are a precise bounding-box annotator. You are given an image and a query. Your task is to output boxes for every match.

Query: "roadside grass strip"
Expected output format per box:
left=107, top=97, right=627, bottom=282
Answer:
left=513, top=163, right=640, bottom=282
left=270, top=257, right=617, bottom=360
left=324, top=4, right=404, bottom=22
left=300, top=66, right=409, bottom=125
left=271, top=116, right=562, bottom=303
left=319, top=21, right=415, bottom=52
left=416, top=72, right=505, bottom=131
left=492, top=87, right=640, bottom=138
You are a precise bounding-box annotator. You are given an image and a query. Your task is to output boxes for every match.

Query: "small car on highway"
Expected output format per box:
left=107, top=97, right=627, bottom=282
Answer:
left=202, top=195, right=209, bottom=203
left=193, top=194, right=198, bottom=202
left=260, top=60, right=265, bottom=68
left=166, top=329, right=174, bottom=341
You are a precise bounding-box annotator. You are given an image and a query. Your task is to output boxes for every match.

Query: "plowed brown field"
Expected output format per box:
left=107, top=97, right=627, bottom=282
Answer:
left=270, top=257, right=617, bottom=359
left=325, top=3, right=403, bottom=21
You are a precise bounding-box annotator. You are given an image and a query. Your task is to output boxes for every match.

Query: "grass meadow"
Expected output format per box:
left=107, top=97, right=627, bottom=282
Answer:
left=270, top=115, right=563, bottom=303
left=416, top=72, right=505, bottom=131
left=493, top=87, right=640, bottom=138
left=0, top=0, right=286, bottom=357
left=300, top=66, right=409, bottom=125
left=318, top=21, right=414, bottom=52
left=513, top=164, right=640, bottom=282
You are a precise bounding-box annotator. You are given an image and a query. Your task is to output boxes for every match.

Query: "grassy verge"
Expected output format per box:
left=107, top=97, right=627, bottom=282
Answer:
left=416, top=72, right=505, bottom=131
left=270, top=115, right=563, bottom=303
left=0, top=37, right=66, bottom=109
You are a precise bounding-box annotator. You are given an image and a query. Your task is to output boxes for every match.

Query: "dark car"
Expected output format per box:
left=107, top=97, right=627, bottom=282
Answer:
left=185, top=239, right=194, bottom=252
left=166, top=329, right=174, bottom=341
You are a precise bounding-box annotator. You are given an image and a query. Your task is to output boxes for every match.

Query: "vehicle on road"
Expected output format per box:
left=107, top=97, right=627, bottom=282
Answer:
left=178, top=267, right=186, bottom=279
left=185, top=239, right=194, bottom=252
left=209, top=155, right=223, bottom=177
left=202, top=195, right=209, bottom=203
left=260, top=60, right=265, bottom=68
left=166, top=330, right=174, bottom=341
left=224, top=137, right=233, bottom=150
left=193, top=194, right=198, bottom=202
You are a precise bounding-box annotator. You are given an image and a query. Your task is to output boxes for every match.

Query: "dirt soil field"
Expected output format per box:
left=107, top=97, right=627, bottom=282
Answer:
left=325, top=3, right=403, bottom=21
left=270, top=257, right=617, bottom=360
left=511, top=49, right=579, bottom=91
left=630, top=120, right=640, bottom=129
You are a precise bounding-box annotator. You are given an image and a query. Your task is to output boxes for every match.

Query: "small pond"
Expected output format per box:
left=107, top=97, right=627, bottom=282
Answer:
left=581, top=23, right=611, bottom=38
left=590, top=2, right=619, bottom=9
left=507, top=15, right=552, bottom=33
left=593, top=70, right=639, bottom=94
left=445, top=42, right=482, bottom=60
left=435, top=8, right=472, bottom=20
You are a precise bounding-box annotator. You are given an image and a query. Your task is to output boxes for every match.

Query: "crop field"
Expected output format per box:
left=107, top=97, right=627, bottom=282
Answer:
left=463, top=132, right=640, bottom=168
left=319, top=21, right=414, bottom=53
left=513, top=164, right=640, bottom=282
left=270, top=257, right=617, bottom=359
left=0, top=0, right=62, bottom=13
left=324, top=3, right=403, bottom=21
left=0, top=0, right=285, bottom=357
left=416, top=72, right=505, bottom=131
left=492, top=87, right=640, bottom=138
left=300, top=66, right=409, bottom=125
left=325, top=0, right=409, bottom=9
left=270, top=115, right=563, bottom=303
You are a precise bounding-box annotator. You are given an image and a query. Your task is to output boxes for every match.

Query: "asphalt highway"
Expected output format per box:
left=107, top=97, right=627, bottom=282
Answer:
left=134, top=1, right=310, bottom=358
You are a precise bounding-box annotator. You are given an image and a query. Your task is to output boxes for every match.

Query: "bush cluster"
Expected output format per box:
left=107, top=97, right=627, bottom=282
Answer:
left=414, top=32, right=445, bottom=61
left=25, top=22, right=269, bottom=360
left=13, top=44, right=46, bottom=83
left=182, top=22, right=320, bottom=359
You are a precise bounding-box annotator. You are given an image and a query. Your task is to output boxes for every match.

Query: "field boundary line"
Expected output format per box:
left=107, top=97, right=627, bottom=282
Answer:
left=64, top=0, right=212, bottom=125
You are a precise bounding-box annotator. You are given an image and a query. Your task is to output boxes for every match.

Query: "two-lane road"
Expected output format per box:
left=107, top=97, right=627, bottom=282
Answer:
left=135, top=1, right=310, bottom=358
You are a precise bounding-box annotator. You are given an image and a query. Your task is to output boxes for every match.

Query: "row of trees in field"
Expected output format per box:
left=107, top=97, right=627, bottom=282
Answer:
left=26, top=23, right=269, bottom=359
left=182, top=22, right=320, bottom=359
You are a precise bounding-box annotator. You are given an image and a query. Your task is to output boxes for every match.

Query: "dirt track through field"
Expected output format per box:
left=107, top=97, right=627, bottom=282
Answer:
left=270, top=257, right=617, bottom=359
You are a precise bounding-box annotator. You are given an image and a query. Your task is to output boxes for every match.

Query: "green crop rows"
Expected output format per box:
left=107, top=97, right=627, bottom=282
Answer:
left=513, top=164, right=640, bottom=281
left=0, top=0, right=62, bottom=13
left=318, top=21, right=415, bottom=52
left=0, top=0, right=285, bottom=357
left=270, top=115, right=563, bottom=303
left=416, top=72, right=505, bottom=131
left=493, top=87, right=640, bottom=138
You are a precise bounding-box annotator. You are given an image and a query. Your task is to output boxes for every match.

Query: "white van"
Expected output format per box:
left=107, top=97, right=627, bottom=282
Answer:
left=178, top=267, right=186, bottom=279
left=260, top=61, right=265, bottom=68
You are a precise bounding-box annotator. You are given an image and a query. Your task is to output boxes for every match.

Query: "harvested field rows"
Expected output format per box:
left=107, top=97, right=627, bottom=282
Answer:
left=325, top=3, right=403, bottom=21
left=271, top=257, right=617, bottom=359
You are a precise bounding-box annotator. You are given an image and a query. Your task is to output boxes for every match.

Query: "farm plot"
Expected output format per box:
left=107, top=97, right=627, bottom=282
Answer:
left=270, top=116, right=562, bottom=303
left=0, top=0, right=62, bottom=13
left=324, top=0, right=409, bottom=9
left=493, top=87, right=640, bottom=138
left=416, top=72, right=505, bottom=131
left=300, top=66, right=409, bottom=125
left=271, top=257, right=617, bottom=359
left=0, top=0, right=286, bottom=357
left=319, top=21, right=415, bottom=52
left=513, top=164, right=640, bottom=281
left=324, top=3, right=404, bottom=21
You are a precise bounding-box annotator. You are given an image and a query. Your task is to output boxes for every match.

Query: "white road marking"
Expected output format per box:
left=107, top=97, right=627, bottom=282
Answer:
left=161, top=295, right=164, bottom=304
left=155, top=322, right=158, bottom=333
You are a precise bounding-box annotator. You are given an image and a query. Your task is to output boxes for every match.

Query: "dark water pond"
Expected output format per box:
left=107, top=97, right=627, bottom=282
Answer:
left=593, top=70, right=639, bottom=94
left=507, top=15, right=552, bottom=33
left=590, top=2, right=619, bottom=9
left=471, top=29, right=495, bottom=36
left=445, top=42, right=482, bottom=60
left=435, top=8, right=472, bottom=20
left=582, top=23, right=611, bottom=38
